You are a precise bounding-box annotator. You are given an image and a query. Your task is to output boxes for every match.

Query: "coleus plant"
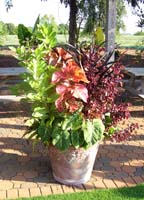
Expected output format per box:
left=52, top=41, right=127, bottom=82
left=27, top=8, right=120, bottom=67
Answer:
left=15, top=23, right=138, bottom=151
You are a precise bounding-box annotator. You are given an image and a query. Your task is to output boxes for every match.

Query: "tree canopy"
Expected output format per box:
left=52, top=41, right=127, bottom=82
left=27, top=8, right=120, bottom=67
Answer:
left=5, top=0, right=144, bottom=45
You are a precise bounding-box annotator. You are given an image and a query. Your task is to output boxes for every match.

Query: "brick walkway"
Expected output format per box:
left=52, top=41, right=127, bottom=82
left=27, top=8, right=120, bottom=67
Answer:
left=0, top=101, right=144, bottom=199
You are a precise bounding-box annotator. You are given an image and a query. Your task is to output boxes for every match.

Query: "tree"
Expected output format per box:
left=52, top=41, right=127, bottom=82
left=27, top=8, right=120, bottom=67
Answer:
left=58, top=23, right=68, bottom=34
left=133, top=3, right=144, bottom=29
left=0, top=21, right=7, bottom=35
left=116, top=1, right=127, bottom=33
left=5, top=0, right=144, bottom=45
left=83, top=0, right=106, bottom=35
left=6, top=23, right=17, bottom=34
left=60, top=0, right=77, bottom=45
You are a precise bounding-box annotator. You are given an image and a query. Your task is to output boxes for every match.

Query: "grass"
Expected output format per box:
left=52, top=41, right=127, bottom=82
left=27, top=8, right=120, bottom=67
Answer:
left=17, top=183, right=144, bottom=200
left=0, top=35, right=19, bottom=46
left=0, top=34, right=143, bottom=49
left=115, top=34, right=144, bottom=49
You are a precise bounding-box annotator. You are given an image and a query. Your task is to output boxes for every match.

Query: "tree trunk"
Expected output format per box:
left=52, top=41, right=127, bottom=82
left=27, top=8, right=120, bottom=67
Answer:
left=68, top=0, right=77, bottom=46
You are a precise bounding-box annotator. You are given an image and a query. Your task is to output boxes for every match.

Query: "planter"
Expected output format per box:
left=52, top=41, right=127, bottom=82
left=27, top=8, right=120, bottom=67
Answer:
left=48, top=143, right=99, bottom=185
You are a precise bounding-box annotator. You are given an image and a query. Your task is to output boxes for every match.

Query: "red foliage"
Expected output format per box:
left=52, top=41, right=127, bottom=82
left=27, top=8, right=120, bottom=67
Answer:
left=45, top=45, right=138, bottom=142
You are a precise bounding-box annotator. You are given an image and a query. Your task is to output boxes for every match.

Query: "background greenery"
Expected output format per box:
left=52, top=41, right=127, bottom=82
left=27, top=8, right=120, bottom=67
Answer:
left=0, top=34, right=144, bottom=49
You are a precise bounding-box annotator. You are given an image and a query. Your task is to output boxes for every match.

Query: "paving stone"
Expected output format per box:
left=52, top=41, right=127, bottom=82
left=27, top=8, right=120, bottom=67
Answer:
left=40, top=186, right=52, bottom=195
left=73, top=184, right=85, bottom=192
left=122, top=177, right=136, bottom=187
left=23, top=171, right=38, bottom=179
left=83, top=181, right=95, bottom=190
left=21, top=182, right=38, bottom=188
left=141, top=175, right=144, bottom=181
left=93, top=180, right=106, bottom=189
left=99, top=157, right=111, bottom=163
left=123, top=162, right=130, bottom=166
left=112, top=172, right=129, bottom=178
left=33, top=176, right=50, bottom=184
left=132, top=176, right=144, bottom=184
left=113, top=178, right=127, bottom=188
left=0, top=180, right=13, bottom=190
left=122, top=166, right=136, bottom=173
left=0, top=168, right=17, bottom=179
left=0, top=190, right=6, bottom=200
left=110, top=161, right=122, bottom=167
left=115, top=167, right=123, bottom=172
left=18, top=156, right=30, bottom=162
left=7, top=189, right=18, bottom=199
left=134, top=167, right=144, bottom=176
left=62, top=185, right=75, bottom=193
left=92, top=170, right=105, bottom=180
left=18, top=188, right=30, bottom=198
left=12, top=175, right=26, bottom=181
left=29, top=187, right=41, bottom=197
left=101, top=165, right=114, bottom=171
left=103, top=179, right=117, bottom=188
left=130, top=159, right=144, bottom=167
left=51, top=184, right=64, bottom=194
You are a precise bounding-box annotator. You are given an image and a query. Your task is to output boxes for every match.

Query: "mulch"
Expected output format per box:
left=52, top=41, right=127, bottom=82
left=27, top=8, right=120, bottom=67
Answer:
left=0, top=49, right=20, bottom=68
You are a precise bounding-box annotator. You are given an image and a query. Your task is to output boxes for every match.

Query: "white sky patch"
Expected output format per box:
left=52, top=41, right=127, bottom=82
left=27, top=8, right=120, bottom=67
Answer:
left=0, top=0, right=69, bottom=26
left=121, top=5, right=143, bottom=34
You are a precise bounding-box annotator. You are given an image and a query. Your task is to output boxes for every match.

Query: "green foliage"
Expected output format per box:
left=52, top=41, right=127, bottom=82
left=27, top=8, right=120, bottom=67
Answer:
left=58, top=23, right=68, bottom=35
left=15, top=22, right=105, bottom=151
left=94, top=26, right=105, bottom=45
left=0, top=21, right=17, bottom=35
left=17, top=24, right=32, bottom=45
left=40, top=15, right=58, bottom=33
left=17, top=15, right=58, bottom=46
left=134, top=31, right=144, bottom=36
left=82, top=0, right=126, bottom=36
left=6, top=23, right=17, bottom=35
left=116, top=0, right=127, bottom=33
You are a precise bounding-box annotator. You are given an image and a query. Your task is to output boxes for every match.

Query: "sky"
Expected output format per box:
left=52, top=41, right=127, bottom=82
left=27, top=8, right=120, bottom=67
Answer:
left=0, top=0, right=143, bottom=34
left=0, top=0, right=70, bottom=26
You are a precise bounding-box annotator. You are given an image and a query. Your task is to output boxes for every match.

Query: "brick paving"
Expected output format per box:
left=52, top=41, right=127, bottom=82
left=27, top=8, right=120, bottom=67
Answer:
left=0, top=101, right=144, bottom=199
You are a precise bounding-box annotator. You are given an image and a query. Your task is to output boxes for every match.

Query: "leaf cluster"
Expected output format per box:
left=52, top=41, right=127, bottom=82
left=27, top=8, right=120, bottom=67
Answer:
left=15, top=21, right=138, bottom=151
left=15, top=22, right=105, bottom=151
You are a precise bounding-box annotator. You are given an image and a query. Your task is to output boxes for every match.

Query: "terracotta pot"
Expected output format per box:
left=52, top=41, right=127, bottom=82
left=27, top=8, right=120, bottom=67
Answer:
left=48, top=143, right=99, bottom=185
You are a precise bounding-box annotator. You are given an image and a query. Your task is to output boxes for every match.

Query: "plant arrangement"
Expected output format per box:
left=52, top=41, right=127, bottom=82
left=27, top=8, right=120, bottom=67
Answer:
left=15, top=22, right=138, bottom=151
left=15, top=22, right=138, bottom=185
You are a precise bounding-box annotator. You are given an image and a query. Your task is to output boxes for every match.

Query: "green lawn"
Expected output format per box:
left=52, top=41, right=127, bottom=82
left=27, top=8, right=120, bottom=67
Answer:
left=0, top=35, right=19, bottom=46
left=0, top=34, right=143, bottom=49
left=115, top=34, right=144, bottom=49
left=17, top=183, right=144, bottom=200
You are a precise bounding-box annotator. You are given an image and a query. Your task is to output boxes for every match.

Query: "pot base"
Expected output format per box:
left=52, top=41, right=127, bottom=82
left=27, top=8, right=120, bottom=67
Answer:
left=49, top=144, right=99, bottom=185
left=53, top=171, right=90, bottom=186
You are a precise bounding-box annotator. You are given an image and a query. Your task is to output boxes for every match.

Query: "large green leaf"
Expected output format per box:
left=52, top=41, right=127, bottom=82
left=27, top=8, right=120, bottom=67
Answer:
left=82, top=120, right=93, bottom=144
left=71, top=130, right=84, bottom=148
left=82, top=119, right=105, bottom=146
left=32, top=107, right=47, bottom=118
left=62, top=112, right=83, bottom=131
left=38, top=125, right=51, bottom=143
left=52, top=126, right=70, bottom=151
left=92, top=119, right=105, bottom=144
